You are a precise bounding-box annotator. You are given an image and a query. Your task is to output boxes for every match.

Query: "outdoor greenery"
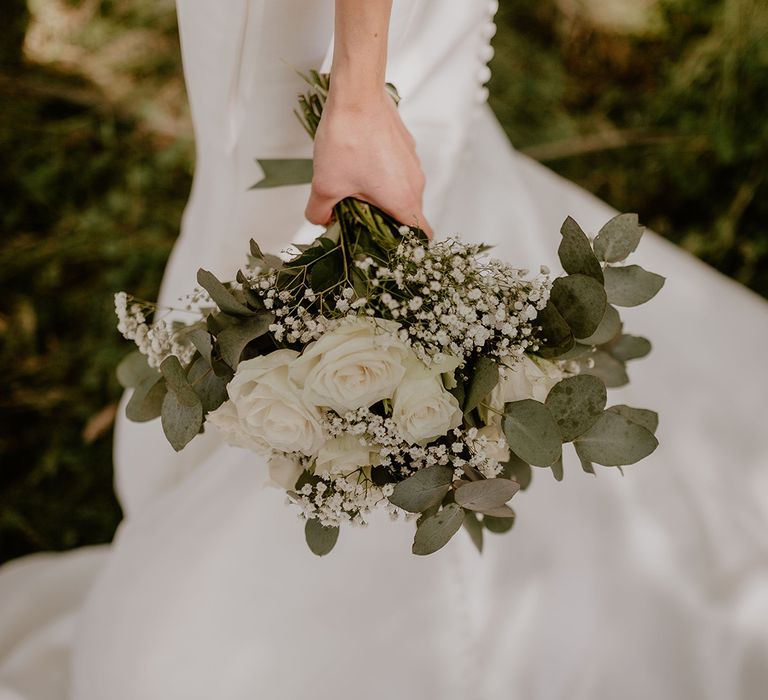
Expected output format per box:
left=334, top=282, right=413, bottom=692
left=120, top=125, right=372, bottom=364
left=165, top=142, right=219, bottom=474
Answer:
left=1, top=0, right=765, bottom=564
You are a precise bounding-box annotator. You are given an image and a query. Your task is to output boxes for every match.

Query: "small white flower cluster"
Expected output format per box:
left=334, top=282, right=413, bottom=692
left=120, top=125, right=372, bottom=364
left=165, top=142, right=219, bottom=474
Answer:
left=291, top=469, right=399, bottom=528
left=357, top=231, right=552, bottom=366
left=114, top=292, right=195, bottom=368
left=286, top=408, right=505, bottom=527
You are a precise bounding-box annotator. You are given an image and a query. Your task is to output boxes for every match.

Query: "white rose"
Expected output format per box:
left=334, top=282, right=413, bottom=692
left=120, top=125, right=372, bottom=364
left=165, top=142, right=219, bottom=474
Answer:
left=476, top=425, right=510, bottom=463
left=207, top=399, right=256, bottom=450
left=289, top=317, right=410, bottom=413
left=266, top=454, right=305, bottom=490
left=227, top=349, right=325, bottom=455
left=480, top=355, right=568, bottom=425
left=314, top=435, right=380, bottom=478
left=392, top=354, right=463, bottom=445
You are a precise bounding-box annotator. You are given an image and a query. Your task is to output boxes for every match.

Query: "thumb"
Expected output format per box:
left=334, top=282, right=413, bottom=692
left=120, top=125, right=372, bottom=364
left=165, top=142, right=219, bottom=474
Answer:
left=304, top=188, right=336, bottom=226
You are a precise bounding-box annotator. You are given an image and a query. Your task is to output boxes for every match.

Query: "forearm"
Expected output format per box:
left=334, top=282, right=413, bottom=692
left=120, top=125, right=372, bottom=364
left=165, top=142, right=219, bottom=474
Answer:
left=330, top=0, right=392, bottom=103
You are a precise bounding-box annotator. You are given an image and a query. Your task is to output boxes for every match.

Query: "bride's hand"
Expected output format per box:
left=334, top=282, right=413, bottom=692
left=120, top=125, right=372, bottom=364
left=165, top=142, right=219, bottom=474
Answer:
left=305, top=90, right=434, bottom=238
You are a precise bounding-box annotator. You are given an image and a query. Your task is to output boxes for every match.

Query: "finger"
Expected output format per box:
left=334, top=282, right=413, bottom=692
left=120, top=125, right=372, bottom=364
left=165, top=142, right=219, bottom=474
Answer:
left=304, top=189, right=336, bottom=226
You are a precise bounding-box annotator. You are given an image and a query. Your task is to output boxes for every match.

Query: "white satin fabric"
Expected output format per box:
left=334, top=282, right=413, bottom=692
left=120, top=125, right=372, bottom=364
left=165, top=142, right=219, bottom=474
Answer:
left=2, top=1, right=767, bottom=698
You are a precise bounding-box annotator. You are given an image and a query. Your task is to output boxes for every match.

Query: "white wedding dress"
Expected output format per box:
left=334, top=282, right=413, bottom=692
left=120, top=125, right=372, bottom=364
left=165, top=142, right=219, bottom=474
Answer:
left=2, top=2, right=767, bottom=698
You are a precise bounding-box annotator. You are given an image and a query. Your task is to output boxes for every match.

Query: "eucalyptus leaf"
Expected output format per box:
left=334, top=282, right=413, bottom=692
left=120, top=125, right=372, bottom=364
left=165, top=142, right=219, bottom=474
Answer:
left=607, top=405, right=659, bottom=434
left=544, top=374, right=607, bottom=442
left=454, top=478, right=519, bottom=512
left=574, top=410, right=658, bottom=466
left=250, top=158, right=313, bottom=188
left=576, top=304, right=622, bottom=346
left=556, top=342, right=593, bottom=361
left=579, top=350, right=629, bottom=388
left=197, top=269, right=254, bottom=317
left=464, top=356, right=499, bottom=414
left=187, top=356, right=228, bottom=413
left=483, top=512, right=515, bottom=533
left=535, top=301, right=574, bottom=359
left=116, top=351, right=157, bottom=389
left=249, top=239, right=264, bottom=259
left=309, top=248, right=342, bottom=292
left=558, top=216, right=604, bottom=282
left=125, top=375, right=167, bottom=422
left=501, top=452, right=532, bottom=490
left=217, top=313, right=274, bottom=368
left=603, top=265, right=665, bottom=307
left=412, top=503, right=464, bottom=556
left=502, top=399, right=562, bottom=466
left=388, top=465, right=454, bottom=513
left=578, top=452, right=595, bottom=475
left=161, top=389, right=203, bottom=451
left=550, top=455, right=564, bottom=481
left=550, top=274, right=607, bottom=339
left=474, top=503, right=516, bottom=518
left=462, top=510, right=484, bottom=553
left=160, top=355, right=199, bottom=406
left=593, top=213, right=644, bottom=262
left=610, top=334, right=652, bottom=362
left=187, top=326, right=213, bottom=365
left=304, top=519, right=339, bottom=556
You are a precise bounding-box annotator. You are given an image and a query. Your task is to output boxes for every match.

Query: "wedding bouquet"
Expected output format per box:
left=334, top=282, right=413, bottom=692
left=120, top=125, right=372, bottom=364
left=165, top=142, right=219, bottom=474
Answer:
left=115, top=73, right=663, bottom=556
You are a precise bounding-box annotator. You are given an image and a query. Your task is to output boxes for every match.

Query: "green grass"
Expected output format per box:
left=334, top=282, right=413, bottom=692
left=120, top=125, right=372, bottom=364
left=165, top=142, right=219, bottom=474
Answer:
left=1, top=0, right=766, bottom=564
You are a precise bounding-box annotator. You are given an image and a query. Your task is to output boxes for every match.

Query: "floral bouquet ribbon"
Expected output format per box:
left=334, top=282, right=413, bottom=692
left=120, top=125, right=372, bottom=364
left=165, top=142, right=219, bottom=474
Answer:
left=115, top=72, right=663, bottom=556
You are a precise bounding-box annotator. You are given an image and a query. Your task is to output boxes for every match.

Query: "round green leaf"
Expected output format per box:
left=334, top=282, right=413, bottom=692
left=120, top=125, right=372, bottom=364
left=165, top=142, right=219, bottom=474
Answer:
left=545, top=374, right=607, bottom=442
left=464, top=356, right=499, bottom=414
left=125, top=375, right=167, bottom=423
left=161, top=389, right=203, bottom=451
left=116, top=351, right=157, bottom=389
left=534, top=301, right=575, bottom=359
left=610, top=334, right=652, bottom=361
left=574, top=410, right=658, bottom=466
left=502, top=399, right=562, bottom=466
left=578, top=349, right=629, bottom=388
left=550, top=274, right=608, bottom=339
left=607, top=404, right=659, bottom=434
left=576, top=304, right=622, bottom=346
left=187, top=357, right=228, bottom=413
left=483, top=512, right=515, bottom=533
left=558, top=216, right=604, bottom=282
left=217, top=313, right=274, bottom=368
left=593, top=213, right=644, bottom=263
left=305, top=519, right=339, bottom=556
left=388, top=465, right=454, bottom=513
left=412, top=503, right=464, bottom=556
left=454, top=478, right=520, bottom=513
left=603, top=265, right=665, bottom=307
left=462, top=510, right=484, bottom=553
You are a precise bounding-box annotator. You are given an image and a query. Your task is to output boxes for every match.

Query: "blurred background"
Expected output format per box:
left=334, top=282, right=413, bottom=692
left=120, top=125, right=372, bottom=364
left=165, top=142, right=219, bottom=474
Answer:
left=1, top=0, right=766, bottom=565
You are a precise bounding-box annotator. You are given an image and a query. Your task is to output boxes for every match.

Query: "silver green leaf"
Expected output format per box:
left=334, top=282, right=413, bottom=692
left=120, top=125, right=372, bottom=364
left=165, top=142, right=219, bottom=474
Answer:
left=304, top=519, right=339, bottom=556
left=576, top=304, right=622, bottom=346
left=483, top=512, right=515, bottom=533
left=116, top=350, right=157, bottom=389
left=579, top=349, right=629, bottom=388
left=388, top=465, right=454, bottom=513
left=161, top=390, right=203, bottom=451
left=558, top=216, right=604, bottom=283
left=462, top=510, right=484, bottom=553
left=593, top=213, right=644, bottom=262
left=574, top=409, right=658, bottom=466
left=502, top=399, right=562, bottom=466
left=125, top=375, right=166, bottom=422
left=603, top=265, right=665, bottom=307
left=550, top=274, right=608, bottom=339
left=412, top=503, right=465, bottom=556
left=464, top=356, right=499, bottom=414
left=609, top=334, right=652, bottom=361
left=545, top=374, right=607, bottom=442
left=197, top=269, right=254, bottom=317
left=607, top=404, right=659, bottom=434
left=187, top=356, right=228, bottom=413
left=454, top=478, right=520, bottom=513
left=550, top=455, right=564, bottom=481
left=217, top=313, right=274, bottom=368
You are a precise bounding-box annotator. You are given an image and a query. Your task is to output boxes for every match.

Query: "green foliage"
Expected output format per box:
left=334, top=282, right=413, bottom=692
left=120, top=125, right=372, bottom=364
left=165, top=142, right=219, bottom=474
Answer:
left=387, top=465, right=453, bottom=513
left=412, top=503, right=464, bottom=556
left=304, top=519, right=339, bottom=556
